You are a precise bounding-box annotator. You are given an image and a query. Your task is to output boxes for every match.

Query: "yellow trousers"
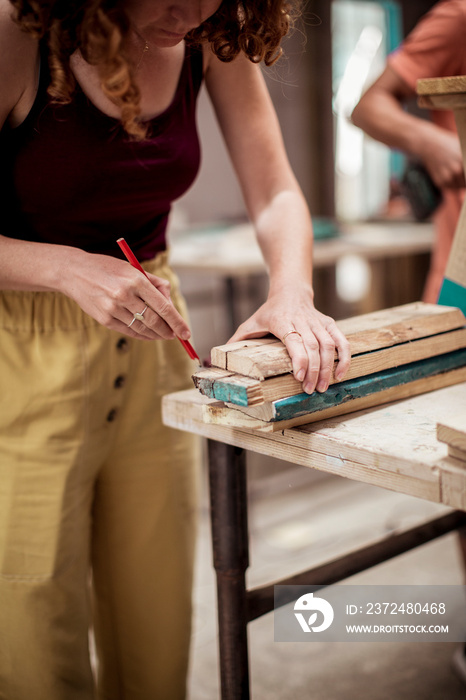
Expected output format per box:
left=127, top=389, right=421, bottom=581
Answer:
left=0, top=253, right=200, bottom=700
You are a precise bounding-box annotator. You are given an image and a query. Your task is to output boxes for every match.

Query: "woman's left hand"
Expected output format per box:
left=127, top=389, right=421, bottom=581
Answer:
left=228, top=286, right=351, bottom=394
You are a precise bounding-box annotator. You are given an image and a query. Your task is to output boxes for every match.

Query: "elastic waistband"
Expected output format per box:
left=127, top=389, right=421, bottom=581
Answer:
left=0, top=250, right=174, bottom=332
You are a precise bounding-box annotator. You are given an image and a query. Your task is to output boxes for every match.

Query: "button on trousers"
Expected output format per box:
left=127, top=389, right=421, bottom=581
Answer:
left=0, top=253, right=200, bottom=700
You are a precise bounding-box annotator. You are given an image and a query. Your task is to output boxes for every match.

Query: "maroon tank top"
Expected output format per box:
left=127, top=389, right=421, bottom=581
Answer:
left=0, top=43, right=203, bottom=260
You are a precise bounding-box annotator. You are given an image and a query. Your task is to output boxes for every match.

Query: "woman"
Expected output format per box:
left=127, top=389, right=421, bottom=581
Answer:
left=0, top=1, right=351, bottom=698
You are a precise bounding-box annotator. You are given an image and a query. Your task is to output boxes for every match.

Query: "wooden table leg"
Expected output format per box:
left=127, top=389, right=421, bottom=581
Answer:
left=207, top=440, right=250, bottom=700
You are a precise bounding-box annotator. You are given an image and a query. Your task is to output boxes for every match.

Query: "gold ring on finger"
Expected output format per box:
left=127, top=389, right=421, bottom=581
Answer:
left=282, top=329, right=302, bottom=343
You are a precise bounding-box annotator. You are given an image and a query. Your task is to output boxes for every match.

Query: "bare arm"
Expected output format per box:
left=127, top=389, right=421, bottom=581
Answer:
left=0, top=0, right=191, bottom=341
left=351, top=65, right=464, bottom=189
left=0, top=236, right=192, bottom=341
left=204, top=49, right=351, bottom=393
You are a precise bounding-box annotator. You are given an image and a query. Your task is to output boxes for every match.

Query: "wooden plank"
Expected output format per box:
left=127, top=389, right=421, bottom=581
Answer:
left=164, top=383, right=466, bottom=471
left=202, top=400, right=267, bottom=430
left=334, top=302, right=464, bottom=348
left=437, top=413, right=466, bottom=453
left=206, top=366, right=466, bottom=432
left=417, top=75, right=466, bottom=95
left=211, top=338, right=288, bottom=379
left=417, top=76, right=466, bottom=110
left=275, top=417, right=443, bottom=484
left=161, top=389, right=442, bottom=503
left=449, top=446, right=466, bottom=462
left=210, top=337, right=277, bottom=370
left=267, top=379, right=466, bottom=483
left=418, top=94, right=466, bottom=110
left=194, top=327, right=466, bottom=406
left=203, top=402, right=440, bottom=483
left=191, top=367, right=262, bottom=407
left=439, top=457, right=466, bottom=509
left=192, top=366, right=299, bottom=406
left=209, top=303, right=465, bottom=380
left=162, top=383, right=466, bottom=507
left=228, top=349, right=466, bottom=423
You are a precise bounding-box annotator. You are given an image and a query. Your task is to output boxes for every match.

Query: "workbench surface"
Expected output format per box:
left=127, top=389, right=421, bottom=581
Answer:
left=162, top=382, right=466, bottom=510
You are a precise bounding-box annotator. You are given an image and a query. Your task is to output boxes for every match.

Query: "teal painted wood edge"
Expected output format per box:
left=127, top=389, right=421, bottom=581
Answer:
left=272, top=348, right=466, bottom=422
left=438, top=278, right=466, bottom=317
left=196, top=378, right=250, bottom=407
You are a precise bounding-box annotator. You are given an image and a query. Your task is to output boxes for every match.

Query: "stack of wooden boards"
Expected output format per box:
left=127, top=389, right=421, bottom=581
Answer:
left=192, top=302, right=466, bottom=432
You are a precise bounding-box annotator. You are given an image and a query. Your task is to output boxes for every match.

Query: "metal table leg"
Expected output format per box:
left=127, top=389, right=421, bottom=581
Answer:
left=207, top=440, right=250, bottom=700
left=205, top=436, right=466, bottom=699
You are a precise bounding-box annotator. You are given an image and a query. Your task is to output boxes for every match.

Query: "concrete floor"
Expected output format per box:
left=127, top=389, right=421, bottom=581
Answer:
left=187, top=458, right=466, bottom=700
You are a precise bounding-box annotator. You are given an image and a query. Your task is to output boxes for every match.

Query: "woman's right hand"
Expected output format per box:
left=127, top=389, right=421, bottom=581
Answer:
left=62, top=249, right=192, bottom=341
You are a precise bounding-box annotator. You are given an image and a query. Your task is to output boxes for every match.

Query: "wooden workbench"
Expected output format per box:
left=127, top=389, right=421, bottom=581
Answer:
left=162, top=383, right=466, bottom=700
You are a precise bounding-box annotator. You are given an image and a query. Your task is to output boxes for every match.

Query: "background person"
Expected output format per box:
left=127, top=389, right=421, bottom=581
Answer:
left=351, top=0, right=466, bottom=303
left=352, top=1, right=466, bottom=683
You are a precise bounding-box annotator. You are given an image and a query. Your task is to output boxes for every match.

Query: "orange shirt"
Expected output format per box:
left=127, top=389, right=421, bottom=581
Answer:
left=388, top=0, right=466, bottom=302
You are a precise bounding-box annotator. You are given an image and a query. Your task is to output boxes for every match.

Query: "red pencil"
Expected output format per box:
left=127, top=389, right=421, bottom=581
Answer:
left=117, top=237, right=200, bottom=363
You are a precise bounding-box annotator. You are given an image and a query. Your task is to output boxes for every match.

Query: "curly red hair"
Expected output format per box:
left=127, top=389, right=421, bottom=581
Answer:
left=9, top=0, right=297, bottom=139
